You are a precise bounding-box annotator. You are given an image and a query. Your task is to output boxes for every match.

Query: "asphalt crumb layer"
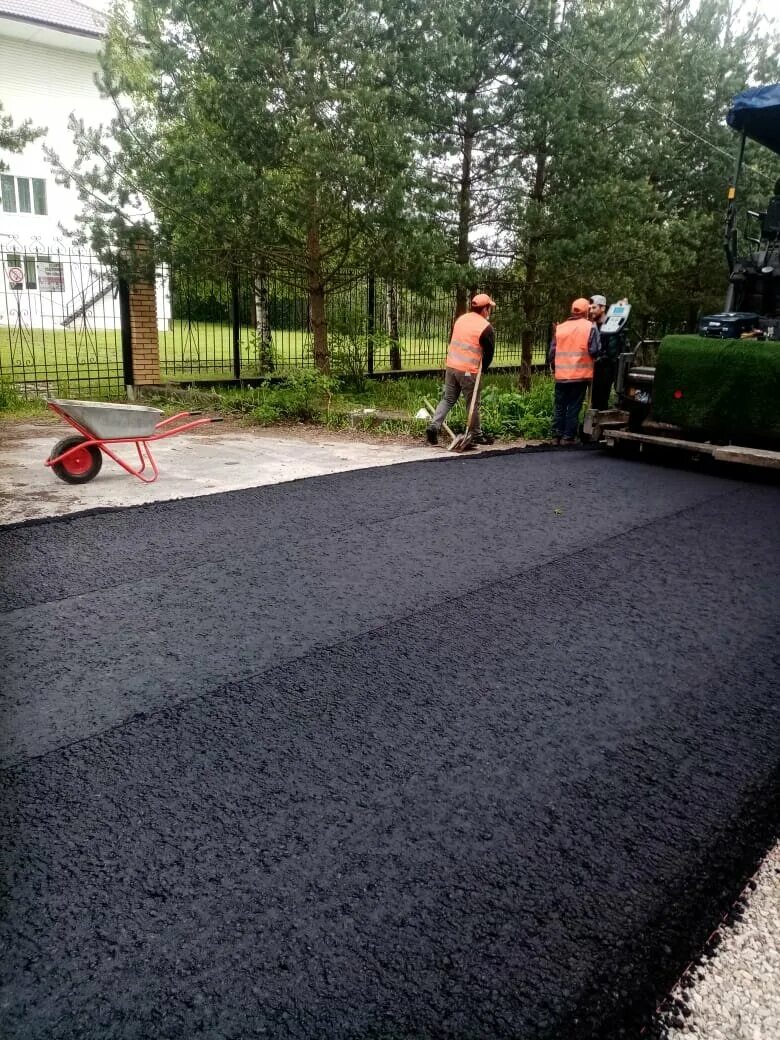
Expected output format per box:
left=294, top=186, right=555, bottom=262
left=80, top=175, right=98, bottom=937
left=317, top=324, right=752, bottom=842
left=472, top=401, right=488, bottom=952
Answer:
left=1, top=452, right=779, bottom=1039
left=2, top=453, right=770, bottom=766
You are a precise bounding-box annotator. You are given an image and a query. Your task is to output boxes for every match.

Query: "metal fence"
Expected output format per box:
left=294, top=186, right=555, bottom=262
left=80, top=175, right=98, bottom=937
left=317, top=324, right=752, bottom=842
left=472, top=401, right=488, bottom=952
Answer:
left=0, top=243, right=129, bottom=398
left=1, top=243, right=557, bottom=398
left=159, top=263, right=554, bottom=380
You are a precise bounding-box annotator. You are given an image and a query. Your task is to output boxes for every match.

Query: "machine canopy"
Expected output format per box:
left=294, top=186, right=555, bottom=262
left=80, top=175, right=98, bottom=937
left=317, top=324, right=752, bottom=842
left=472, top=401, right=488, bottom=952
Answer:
left=727, top=83, right=780, bottom=155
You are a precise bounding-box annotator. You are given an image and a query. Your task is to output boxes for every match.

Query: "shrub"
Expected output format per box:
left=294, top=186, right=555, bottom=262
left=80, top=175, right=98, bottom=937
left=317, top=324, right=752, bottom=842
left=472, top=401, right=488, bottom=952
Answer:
left=0, top=380, right=25, bottom=412
left=249, top=403, right=282, bottom=426
left=0, top=380, right=46, bottom=416
left=480, top=375, right=554, bottom=439
left=330, top=331, right=368, bottom=392
left=249, top=370, right=336, bottom=424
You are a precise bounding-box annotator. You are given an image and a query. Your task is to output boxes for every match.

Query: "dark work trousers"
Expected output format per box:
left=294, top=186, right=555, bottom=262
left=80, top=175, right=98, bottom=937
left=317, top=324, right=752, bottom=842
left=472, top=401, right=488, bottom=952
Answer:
left=591, top=357, right=617, bottom=411
left=553, top=379, right=590, bottom=440
left=431, top=368, right=482, bottom=433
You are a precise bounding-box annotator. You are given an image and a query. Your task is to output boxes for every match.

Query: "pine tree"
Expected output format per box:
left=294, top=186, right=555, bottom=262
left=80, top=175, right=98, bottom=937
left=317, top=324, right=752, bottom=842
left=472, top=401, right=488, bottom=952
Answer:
left=0, top=102, right=43, bottom=170
left=56, top=0, right=422, bottom=371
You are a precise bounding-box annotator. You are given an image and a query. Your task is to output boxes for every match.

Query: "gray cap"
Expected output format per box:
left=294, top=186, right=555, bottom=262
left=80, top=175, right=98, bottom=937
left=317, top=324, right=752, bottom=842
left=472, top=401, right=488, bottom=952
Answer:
left=590, top=294, right=607, bottom=307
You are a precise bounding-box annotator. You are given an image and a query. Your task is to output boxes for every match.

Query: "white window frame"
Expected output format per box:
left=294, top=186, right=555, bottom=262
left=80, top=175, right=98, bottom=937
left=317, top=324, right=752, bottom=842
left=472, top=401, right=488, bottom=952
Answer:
left=0, top=174, right=48, bottom=216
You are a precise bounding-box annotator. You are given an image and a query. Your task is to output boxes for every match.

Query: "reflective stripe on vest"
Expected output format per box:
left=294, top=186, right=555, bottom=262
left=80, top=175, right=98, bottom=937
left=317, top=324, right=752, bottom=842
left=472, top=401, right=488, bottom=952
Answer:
left=554, top=318, right=594, bottom=381
left=446, top=312, right=489, bottom=374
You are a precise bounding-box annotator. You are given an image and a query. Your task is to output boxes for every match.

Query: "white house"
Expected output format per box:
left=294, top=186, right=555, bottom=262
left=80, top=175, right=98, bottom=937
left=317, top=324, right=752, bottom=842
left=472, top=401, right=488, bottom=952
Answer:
left=0, top=0, right=169, bottom=331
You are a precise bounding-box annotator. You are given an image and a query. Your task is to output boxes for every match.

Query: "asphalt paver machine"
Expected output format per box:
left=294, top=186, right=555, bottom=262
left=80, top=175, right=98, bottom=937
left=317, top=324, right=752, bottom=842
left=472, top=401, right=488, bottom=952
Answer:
left=584, top=83, right=780, bottom=470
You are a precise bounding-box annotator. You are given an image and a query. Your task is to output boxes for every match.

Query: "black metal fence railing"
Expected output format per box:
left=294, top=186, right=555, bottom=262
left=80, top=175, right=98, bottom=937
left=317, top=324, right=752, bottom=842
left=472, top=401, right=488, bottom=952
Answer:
left=159, top=263, right=554, bottom=380
left=2, top=246, right=561, bottom=398
left=1, top=243, right=127, bottom=398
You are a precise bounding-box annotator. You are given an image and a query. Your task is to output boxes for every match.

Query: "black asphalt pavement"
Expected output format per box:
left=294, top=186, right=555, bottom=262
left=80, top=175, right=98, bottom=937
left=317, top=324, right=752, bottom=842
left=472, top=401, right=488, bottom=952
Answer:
left=1, top=449, right=779, bottom=1039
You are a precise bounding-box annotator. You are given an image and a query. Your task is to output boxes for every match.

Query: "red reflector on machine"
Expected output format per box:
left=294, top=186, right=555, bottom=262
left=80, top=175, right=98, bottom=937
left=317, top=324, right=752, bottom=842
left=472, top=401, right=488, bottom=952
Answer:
left=673, top=389, right=683, bottom=399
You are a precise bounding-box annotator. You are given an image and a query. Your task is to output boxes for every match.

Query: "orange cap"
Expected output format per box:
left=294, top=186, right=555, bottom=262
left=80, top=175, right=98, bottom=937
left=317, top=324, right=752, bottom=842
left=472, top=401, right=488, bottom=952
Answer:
left=471, top=293, right=496, bottom=308
left=571, top=297, right=590, bottom=316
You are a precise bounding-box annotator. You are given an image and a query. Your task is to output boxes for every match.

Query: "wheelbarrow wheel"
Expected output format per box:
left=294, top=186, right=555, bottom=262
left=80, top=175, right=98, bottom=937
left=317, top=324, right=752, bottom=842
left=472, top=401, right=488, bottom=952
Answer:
left=49, top=435, right=103, bottom=484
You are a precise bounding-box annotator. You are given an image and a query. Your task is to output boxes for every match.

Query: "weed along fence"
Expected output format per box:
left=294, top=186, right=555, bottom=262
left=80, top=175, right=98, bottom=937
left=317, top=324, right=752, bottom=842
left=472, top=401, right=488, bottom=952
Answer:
left=1, top=243, right=553, bottom=399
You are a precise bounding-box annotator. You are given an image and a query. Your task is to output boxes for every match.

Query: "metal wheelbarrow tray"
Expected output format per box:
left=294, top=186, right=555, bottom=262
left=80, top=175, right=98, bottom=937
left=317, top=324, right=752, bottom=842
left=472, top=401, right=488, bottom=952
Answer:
left=45, top=398, right=222, bottom=484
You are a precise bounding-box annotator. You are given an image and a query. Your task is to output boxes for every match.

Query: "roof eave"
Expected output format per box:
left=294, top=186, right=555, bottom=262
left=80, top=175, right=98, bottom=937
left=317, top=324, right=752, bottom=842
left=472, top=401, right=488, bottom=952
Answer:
left=0, top=11, right=104, bottom=41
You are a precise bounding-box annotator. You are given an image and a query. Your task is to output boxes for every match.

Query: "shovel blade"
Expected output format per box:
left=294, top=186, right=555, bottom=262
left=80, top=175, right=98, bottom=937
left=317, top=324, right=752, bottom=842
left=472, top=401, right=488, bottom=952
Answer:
left=449, top=432, right=473, bottom=453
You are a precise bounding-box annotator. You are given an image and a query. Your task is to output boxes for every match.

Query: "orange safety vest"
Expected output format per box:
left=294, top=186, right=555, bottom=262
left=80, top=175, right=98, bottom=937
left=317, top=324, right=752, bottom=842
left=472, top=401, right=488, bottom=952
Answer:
left=553, top=317, right=595, bottom=381
left=446, top=312, right=490, bottom=374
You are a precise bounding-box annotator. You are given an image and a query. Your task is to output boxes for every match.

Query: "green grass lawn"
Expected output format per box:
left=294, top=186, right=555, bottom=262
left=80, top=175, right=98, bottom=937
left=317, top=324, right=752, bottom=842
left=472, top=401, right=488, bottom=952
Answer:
left=159, top=323, right=543, bottom=374
left=0, top=325, right=124, bottom=394
left=1, top=321, right=547, bottom=397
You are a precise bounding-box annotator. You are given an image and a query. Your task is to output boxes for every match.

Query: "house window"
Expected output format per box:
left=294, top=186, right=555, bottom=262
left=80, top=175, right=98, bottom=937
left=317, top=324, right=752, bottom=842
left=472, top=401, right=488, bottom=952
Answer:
left=17, top=178, right=31, bottom=213
left=0, top=176, right=47, bottom=215
left=1, top=175, right=16, bottom=213
left=24, top=256, right=38, bottom=289
left=32, top=178, right=47, bottom=215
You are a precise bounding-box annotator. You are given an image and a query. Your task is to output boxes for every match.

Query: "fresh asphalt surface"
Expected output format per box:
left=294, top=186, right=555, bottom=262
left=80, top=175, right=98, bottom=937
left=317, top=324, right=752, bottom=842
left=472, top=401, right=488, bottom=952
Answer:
left=1, top=448, right=779, bottom=1039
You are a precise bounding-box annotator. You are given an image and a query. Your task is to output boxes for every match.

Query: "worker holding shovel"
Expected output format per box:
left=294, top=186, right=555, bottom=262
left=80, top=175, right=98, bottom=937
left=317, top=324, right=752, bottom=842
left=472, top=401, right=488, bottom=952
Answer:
left=426, top=293, right=496, bottom=447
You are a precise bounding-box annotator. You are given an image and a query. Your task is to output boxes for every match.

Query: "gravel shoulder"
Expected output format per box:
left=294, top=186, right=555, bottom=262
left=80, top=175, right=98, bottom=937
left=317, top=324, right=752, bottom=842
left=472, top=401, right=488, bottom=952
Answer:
left=657, top=841, right=780, bottom=1039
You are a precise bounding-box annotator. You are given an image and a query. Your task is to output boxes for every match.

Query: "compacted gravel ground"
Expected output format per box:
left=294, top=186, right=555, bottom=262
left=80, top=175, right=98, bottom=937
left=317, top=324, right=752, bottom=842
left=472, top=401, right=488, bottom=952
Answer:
left=659, top=841, right=780, bottom=1039
left=1, top=449, right=778, bottom=1039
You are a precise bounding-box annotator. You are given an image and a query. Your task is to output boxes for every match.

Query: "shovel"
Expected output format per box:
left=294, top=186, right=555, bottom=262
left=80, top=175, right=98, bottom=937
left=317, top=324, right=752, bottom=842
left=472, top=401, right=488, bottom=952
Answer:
left=449, top=366, right=482, bottom=453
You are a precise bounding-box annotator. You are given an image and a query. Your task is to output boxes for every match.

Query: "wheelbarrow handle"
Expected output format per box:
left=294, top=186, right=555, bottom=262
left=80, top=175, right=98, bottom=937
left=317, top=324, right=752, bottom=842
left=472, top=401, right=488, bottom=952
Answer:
left=152, top=414, right=223, bottom=436
left=155, top=410, right=212, bottom=427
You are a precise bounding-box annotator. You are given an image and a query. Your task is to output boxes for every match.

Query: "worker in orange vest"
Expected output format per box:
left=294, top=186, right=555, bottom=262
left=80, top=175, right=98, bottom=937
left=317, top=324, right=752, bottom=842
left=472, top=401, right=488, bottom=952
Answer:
left=426, top=293, right=496, bottom=446
left=549, top=297, right=600, bottom=444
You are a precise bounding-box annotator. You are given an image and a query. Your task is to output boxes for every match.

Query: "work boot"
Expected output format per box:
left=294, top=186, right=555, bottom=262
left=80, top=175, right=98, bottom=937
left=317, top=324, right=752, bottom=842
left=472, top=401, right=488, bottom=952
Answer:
left=426, top=424, right=439, bottom=445
left=472, top=432, right=494, bottom=445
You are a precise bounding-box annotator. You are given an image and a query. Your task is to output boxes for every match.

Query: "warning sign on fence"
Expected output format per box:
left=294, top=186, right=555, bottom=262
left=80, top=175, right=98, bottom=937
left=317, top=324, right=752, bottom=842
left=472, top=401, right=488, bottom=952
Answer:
left=6, top=266, right=23, bottom=286
left=37, top=262, right=65, bottom=292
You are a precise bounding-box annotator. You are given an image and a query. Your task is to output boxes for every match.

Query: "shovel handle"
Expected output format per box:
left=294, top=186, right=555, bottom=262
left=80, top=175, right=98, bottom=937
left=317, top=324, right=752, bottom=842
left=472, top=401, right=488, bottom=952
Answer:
left=465, top=365, right=482, bottom=433
left=422, top=398, right=456, bottom=442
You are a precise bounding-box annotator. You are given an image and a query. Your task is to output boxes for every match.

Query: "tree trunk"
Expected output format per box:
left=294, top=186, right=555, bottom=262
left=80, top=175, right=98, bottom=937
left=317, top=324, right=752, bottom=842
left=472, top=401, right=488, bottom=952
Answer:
left=518, top=149, right=548, bottom=390
left=519, top=275, right=537, bottom=391
left=307, top=220, right=328, bottom=372
left=518, top=1, right=556, bottom=390
left=387, top=280, right=401, bottom=369
left=254, top=270, right=273, bottom=373
left=455, top=93, right=477, bottom=318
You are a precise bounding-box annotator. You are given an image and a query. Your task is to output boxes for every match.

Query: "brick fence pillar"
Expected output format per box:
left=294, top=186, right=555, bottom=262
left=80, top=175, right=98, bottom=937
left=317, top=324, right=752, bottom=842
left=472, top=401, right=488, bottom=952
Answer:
left=127, top=244, right=161, bottom=387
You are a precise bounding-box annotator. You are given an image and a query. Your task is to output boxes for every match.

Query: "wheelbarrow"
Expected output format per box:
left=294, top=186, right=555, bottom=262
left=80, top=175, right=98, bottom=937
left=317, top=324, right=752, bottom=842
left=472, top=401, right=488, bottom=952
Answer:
left=45, top=398, right=222, bottom=485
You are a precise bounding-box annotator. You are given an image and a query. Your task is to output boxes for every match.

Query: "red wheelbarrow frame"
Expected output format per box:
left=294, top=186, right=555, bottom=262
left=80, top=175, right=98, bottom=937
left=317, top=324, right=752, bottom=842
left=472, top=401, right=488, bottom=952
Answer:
left=45, top=400, right=221, bottom=484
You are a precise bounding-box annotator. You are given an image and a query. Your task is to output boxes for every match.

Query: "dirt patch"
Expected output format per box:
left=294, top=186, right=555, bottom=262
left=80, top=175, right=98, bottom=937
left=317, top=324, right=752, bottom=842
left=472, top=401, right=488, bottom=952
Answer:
left=0, top=417, right=60, bottom=445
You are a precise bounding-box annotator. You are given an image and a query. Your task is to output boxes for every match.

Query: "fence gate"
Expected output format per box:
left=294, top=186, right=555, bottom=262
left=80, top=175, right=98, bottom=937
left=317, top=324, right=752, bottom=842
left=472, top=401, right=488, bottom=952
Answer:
left=0, top=244, right=129, bottom=399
